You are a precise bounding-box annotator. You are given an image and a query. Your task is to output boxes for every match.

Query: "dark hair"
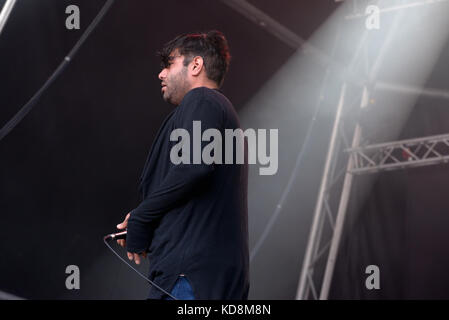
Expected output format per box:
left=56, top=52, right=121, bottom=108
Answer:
left=158, top=30, right=231, bottom=87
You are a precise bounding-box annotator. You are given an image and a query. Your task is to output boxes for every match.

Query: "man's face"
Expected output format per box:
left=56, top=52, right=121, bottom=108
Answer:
left=158, top=50, right=191, bottom=106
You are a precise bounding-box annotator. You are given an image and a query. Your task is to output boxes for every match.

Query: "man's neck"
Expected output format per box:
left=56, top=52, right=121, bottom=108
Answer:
left=189, top=81, right=218, bottom=91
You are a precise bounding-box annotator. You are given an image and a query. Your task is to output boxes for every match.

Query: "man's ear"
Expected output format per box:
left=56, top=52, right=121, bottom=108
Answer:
left=190, top=56, right=204, bottom=77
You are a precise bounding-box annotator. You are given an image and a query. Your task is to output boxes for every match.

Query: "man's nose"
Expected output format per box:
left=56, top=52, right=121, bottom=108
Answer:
left=158, top=68, right=167, bottom=80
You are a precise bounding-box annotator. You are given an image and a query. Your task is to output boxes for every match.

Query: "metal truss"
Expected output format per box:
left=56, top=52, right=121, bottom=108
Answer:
left=375, top=81, right=449, bottom=101
left=296, top=84, right=368, bottom=300
left=298, top=0, right=449, bottom=300
left=220, top=0, right=449, bottom=300
left=348, top=133, right=449, bottom=174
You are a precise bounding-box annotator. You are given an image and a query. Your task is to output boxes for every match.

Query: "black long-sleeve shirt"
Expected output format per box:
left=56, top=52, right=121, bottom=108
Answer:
left=126, top=87, right=249, bottom=300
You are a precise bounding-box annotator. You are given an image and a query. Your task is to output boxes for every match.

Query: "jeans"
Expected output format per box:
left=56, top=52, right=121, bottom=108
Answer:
left=164, top=275, right=195, bottom=300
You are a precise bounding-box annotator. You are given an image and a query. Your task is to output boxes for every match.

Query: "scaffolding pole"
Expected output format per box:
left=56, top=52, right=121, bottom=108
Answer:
left=319, top=86, right=368, bottom=299
left=0, top=0, right=17, bottom=36
left=296, top=82, right=348, bottom=299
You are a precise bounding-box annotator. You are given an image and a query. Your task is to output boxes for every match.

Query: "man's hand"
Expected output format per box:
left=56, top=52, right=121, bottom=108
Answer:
left=116, top=212, right=147, bottom=265
left=116, top=213, right=130, bottom=248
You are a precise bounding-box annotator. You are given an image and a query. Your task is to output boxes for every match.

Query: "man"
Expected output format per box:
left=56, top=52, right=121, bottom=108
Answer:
left=116, top=31, right=249, bottom=300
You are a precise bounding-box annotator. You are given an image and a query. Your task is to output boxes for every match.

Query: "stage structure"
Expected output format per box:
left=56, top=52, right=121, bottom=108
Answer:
left=297, top=0, right=449, bottom=300
left=221, top=0, right=449, bottom=300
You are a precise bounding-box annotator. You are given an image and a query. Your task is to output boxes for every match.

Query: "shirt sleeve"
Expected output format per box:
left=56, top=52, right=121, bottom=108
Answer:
left=126, top=89, right=225, bottom=253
